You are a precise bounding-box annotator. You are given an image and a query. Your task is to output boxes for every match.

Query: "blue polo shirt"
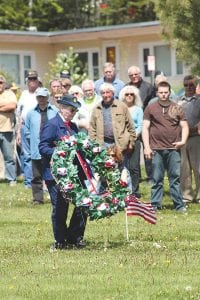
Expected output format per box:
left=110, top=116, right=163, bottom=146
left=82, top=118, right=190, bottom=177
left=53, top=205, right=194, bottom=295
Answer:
left=95, top=77, right=125, bottom=99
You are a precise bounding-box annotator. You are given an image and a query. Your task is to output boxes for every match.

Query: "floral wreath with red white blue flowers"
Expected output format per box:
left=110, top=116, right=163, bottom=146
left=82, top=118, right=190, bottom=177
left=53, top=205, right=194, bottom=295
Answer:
left=50, top=132, right=130, bottom=220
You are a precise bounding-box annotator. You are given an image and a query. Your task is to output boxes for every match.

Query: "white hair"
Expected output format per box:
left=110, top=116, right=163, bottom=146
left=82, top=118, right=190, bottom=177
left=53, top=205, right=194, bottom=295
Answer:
left=81, top=79, right=95, bottom=90
left=127, top=65, right=141, bottom=75
left=68, top=85, right=83, bottom=96
left=99, top=82, right=115, bottom=94
left=119, top=85, right=143, bottom=107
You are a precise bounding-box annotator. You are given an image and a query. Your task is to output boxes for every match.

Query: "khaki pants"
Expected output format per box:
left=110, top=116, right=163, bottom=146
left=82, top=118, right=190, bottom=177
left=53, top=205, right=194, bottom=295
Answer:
left=180, top=136, right=200, bottom=202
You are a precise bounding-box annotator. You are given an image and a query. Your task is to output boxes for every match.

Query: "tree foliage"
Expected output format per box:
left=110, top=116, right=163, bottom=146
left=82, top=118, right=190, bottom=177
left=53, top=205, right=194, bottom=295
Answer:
left=153, top=0, right=200, bottom=74
left=98, top=0, right=156, bottom=26
left=0, top=0, right=155, bottom=31
left=43, top=47, right=87, bottom=85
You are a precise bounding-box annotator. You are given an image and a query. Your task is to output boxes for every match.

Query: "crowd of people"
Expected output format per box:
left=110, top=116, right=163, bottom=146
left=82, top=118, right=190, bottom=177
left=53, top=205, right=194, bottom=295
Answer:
left=0, top=62, right=199, bottom=250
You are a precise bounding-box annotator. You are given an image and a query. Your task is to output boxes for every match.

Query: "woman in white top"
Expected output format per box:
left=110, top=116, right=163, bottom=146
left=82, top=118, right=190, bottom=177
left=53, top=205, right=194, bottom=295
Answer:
left=119, top=85, right=143, bottom=197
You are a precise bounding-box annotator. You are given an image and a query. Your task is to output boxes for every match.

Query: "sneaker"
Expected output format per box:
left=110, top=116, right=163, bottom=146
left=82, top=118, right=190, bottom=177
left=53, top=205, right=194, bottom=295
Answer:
left=33, top=200, right=44, bottom=205
left=176, top=207, right=187, bottom=213
left=9, top=181, right=17, bottom=187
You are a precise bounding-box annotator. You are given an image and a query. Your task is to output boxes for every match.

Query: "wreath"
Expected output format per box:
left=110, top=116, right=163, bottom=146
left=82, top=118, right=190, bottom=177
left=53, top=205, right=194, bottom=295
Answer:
left=51, top=132, right=130, bottom=220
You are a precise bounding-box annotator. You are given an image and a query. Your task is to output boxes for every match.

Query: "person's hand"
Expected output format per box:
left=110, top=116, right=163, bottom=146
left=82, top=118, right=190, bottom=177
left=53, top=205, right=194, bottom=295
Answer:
left=197, top=122, right=200, bottom=135
left=172, top=141, right=185, bottom=149
left=16, top=132, right=21, bottom=145
left=126, top=142, right=133, bottom=154
left=144, top=147, right=153, bottom=160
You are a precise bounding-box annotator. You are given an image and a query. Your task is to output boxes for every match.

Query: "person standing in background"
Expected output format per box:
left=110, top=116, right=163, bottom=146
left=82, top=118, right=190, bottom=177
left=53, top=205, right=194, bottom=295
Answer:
left=0, top=75, right=17, bottom=186
left=95, top=62, right=125, bottom=99
left=16, top=70, right=39, bottom=188
left=25, top=87, right=58, bottom=205
left=72, top=79, right=101, bottom=133
left=119, top=85, right=143, bottom=197
left=127, top=65, right=154, bottom=184
left=49, top=78, right=62, bottom=108
left=142, top=81, right=188, bottom=212
left=177, top=75, right=200, bottom=204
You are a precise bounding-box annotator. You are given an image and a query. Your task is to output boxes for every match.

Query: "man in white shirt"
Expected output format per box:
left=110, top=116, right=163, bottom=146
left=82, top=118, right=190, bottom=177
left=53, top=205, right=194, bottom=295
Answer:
left=16, top=70, right=39, bottom=188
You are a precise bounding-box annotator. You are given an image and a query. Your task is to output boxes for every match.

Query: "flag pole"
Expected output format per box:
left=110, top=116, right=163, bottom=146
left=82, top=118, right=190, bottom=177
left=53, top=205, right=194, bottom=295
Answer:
left=125, top=208, right=129, bottom=242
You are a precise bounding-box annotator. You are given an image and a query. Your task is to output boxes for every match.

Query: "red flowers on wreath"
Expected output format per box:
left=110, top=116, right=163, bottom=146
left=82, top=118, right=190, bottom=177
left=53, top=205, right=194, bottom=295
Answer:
left=105, top=159, right=116, bottom=168
left=119, top=180, right=128, bottom=187
left=57, top=150, right=66, bottom=157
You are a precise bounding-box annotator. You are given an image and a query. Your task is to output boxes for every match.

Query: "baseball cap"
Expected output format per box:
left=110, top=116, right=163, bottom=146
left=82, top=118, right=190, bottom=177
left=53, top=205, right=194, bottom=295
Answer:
left=27, top=70, right=38, bottom=79
left=35, top=87, right=49, bottom=97
left=60, top=70, right=71, bottom=79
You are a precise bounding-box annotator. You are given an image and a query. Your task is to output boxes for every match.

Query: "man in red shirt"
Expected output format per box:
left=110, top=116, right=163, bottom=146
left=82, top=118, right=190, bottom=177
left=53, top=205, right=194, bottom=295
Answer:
left=142, top=81, right=189, bottom=212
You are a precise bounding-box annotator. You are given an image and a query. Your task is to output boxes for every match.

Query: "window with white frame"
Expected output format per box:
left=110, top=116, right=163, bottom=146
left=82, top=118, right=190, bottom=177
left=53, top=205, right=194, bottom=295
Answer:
left=76, top=49, right=99, bottom=81
left=140, top=43, right=184, bottom=78
left=0, top=51, right=33, bottom=85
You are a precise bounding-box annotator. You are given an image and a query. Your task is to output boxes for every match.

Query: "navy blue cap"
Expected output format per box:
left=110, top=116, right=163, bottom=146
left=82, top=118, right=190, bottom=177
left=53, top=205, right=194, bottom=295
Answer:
left=57, top=94, right=81, bottom=109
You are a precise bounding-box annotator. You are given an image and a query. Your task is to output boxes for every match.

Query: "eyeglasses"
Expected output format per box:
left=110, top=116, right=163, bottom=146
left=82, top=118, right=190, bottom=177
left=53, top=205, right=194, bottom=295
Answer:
left=84, top=89, right=93, bottom=93
left=72, top=92, right=79, bottom=95
left=125, top=93, right=134, bottom=96
left=128, top=73, right=140, bottom=77
left=0, top=81, right=4, bottom=84
left=28, top=77, right=38, bottom=81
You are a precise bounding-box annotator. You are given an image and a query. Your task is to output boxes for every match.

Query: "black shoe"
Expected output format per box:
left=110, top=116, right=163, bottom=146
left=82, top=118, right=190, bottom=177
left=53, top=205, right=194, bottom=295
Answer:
left=75, top=240, right=86, bottom=248
left=131, top=192, right=141, bottom=199
left=50, top=241, right=66, bottom=251
left=67, top=239, right=86, bottom=249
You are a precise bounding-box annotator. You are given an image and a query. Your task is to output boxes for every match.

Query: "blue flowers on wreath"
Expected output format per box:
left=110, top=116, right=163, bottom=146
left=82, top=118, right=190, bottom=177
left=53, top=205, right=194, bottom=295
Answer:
left=51, top=132, right=130, bottom=220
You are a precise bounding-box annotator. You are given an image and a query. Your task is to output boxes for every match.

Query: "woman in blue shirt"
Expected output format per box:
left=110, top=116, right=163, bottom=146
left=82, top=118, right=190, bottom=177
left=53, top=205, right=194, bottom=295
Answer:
left=119, top=85, right=143, bottom=197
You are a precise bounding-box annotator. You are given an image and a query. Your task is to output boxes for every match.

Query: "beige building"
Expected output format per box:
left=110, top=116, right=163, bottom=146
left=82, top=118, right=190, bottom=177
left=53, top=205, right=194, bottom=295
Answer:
left=0, top=21, right=188, bottom=88
left=0, top=21, right=188, bottom=179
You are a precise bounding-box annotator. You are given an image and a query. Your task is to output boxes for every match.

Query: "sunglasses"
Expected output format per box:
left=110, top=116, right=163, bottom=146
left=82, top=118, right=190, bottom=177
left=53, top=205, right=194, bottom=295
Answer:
left=72, top=92, right=79, bottom=95
left=0, top=81, right=4, bottom=84
left=125, top=93, right=134, bottom=96
left=28, top=77, right=38, bottom=81
left=62, top=84, right=71, bottom=88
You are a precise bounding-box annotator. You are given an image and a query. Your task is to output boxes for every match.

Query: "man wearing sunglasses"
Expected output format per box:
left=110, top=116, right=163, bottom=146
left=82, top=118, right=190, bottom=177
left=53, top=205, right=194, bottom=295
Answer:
left=177, top=75, right=200, bottom=204
left=16, top=70, right=40, bottom=189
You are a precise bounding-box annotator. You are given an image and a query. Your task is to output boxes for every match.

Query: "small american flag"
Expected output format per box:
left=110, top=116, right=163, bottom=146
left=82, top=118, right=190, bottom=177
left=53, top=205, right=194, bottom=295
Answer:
left=125, top=194, right=157, bottom=225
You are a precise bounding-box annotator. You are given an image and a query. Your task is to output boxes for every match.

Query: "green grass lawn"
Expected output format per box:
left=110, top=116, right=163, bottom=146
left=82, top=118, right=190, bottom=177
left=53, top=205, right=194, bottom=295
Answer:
left=0, top=177, right=200, bottom=300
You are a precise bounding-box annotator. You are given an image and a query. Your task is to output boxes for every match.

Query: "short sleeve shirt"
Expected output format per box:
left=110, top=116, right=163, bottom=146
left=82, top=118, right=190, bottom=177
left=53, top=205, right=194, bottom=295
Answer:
left=144, top=100, right=187, bottom=149
left=0, top=90, right=17, bottom=132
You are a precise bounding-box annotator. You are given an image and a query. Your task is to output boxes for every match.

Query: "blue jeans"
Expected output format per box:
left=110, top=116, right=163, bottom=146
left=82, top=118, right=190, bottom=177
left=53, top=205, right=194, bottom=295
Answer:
left=0, top=132, right=16, bottom=181
left=21, top=125, right=32, bottom=187
left=151, top=149, right=184, bottom=210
